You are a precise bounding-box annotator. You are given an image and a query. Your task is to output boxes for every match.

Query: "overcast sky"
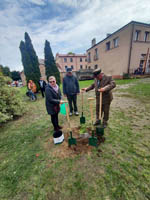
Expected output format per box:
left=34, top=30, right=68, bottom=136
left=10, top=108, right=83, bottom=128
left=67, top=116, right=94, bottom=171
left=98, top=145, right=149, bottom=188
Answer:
left=0, top=0, right=149, bottom=71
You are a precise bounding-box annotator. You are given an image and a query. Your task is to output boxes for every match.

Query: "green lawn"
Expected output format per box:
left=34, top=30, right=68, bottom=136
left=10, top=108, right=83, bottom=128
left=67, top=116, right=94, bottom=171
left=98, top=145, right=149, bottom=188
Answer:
left=0, top=78, right=150, bottom=200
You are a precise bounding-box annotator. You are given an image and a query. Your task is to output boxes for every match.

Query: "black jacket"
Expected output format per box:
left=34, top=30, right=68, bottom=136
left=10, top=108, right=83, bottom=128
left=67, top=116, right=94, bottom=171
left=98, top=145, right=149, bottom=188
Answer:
left=63, top=75, right=80, bottom=95
left=45, top=84, right=61, bottom=115
left=38, top=80, right=47, bottom=90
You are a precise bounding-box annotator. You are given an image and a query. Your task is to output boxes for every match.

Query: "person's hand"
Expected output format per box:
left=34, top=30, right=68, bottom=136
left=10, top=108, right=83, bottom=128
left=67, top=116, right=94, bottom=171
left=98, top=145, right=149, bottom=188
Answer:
left=77, top=93, right=80, bottom=95
left=60, top=100, right=64, bottom=104
left=81, top=88, right=87, bottom=92
left=64, top=94, right=67, bottom=97
left=98, top=88, right=105, bottom=92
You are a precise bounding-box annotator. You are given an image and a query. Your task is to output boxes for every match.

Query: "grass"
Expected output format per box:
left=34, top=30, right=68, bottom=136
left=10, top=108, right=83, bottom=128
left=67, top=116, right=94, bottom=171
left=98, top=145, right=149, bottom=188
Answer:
left=0, top=78, right=150, bottom=200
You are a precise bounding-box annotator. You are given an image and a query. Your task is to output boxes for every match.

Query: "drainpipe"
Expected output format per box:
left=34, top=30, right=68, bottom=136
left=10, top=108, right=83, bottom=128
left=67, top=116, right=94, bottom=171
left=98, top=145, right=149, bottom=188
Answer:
left=127, top=23, right=134, bottom=74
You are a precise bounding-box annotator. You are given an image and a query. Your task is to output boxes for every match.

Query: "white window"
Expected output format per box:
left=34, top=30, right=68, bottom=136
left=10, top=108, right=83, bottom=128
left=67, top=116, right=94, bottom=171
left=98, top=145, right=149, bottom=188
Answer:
left=144, top=31, right=149, bottom=42
left=113, top=37, right=119, bottom=47
left=135, top=30, right=141, bottom=41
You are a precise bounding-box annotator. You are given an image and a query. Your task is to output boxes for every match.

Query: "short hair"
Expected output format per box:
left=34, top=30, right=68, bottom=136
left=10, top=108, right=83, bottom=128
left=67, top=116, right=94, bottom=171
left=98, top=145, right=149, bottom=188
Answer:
left=49, top=76, right=56, bottom=82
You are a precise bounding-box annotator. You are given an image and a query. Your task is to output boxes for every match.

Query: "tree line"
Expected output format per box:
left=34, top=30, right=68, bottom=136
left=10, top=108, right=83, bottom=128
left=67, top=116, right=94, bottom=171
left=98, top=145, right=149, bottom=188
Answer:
left=0, top=65, right=21, bottom=81
left=19, top=32, right=60, bottom=89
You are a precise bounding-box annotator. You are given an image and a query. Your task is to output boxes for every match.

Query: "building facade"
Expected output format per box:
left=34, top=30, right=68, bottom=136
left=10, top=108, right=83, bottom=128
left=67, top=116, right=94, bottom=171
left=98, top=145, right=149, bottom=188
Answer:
left=87, top=21, right=150, bottom=78
left=55, top=53, right=87, bottom=73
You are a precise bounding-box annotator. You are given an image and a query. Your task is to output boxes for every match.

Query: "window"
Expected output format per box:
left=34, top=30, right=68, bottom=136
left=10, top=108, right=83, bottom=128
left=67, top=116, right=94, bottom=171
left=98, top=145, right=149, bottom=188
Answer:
left=64, top=58, right=67, bottom=62
left=80, top=65, right=83, bottom=69
left=70, top=58, right=73, bottom=62
left=80, top=58, right=82, bottom=62
left=71, top=65, right=74, bottom=69
left=106, top=41, right=110, bottom=51
left=94, top=48, right=98, bottom=60
left=94, top=65, right=98, bottom=69
left=144, top=31, right=149, bottom=42
left=85, top=58, right=87, bottom=62
left=135, top=30, right=141, bottom=41
left=85, top=65, right=87, bottom=69
left=113, top=37, right=119, bottom=47
left=88, top=66, right=91, bottom=69
left=65, top=66, right=67, bottom=69
left=88, top=52, right=91, bottom=62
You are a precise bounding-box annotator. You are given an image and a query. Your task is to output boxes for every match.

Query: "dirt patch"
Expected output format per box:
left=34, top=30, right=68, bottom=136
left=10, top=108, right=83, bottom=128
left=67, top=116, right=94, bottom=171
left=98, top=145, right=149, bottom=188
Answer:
left=45, top=126, right=105, bottom=158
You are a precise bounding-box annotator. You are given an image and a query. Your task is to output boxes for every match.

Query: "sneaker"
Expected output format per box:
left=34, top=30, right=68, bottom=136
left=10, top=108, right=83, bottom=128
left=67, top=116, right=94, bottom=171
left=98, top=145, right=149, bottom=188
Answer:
left=69, top=112, right=73, bottom=116
left=74, top=112, right=79, bottom=116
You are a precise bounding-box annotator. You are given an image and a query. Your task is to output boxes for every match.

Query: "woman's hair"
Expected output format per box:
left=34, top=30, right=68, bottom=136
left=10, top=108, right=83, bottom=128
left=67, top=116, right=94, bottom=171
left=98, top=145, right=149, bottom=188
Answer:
left=49, top=76, right=56, bottom=82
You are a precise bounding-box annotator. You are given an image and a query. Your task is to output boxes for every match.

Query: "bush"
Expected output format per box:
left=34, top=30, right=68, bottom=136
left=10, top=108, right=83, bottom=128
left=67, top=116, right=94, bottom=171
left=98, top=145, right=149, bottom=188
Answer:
left=0, top=74, right=26, bottom=124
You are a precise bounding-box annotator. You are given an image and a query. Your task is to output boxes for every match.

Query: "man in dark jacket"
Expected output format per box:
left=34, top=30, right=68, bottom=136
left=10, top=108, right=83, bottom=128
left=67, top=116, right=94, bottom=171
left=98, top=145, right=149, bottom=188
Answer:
left=82, top=68, right=116, bottom=128
left=63, top=67, right=80, bottom=116
left=38, top=77, right=47, bottom=98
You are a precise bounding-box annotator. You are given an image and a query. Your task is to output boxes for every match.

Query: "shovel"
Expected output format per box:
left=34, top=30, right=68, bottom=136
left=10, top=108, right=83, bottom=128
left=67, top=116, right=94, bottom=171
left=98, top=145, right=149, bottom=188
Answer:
left=80, top=91, right=86, bottom=124
left=65, top=102, right=77, bottom=147
left=88, top=98, right=98, bottom=147
left=96, top=92, right=104, bottom=136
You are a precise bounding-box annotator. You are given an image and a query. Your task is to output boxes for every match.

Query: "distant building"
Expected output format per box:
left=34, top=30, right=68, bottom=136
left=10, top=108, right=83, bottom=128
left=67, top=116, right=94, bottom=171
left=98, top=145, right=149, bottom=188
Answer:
left=55, top=53, right=88, bottom=73
left=87, top=21, right=150, bottom=78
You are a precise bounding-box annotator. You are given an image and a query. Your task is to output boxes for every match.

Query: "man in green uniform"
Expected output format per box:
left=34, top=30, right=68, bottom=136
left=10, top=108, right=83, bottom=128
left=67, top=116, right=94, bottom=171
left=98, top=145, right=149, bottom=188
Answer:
left=82, top=68, right=116, bottom=128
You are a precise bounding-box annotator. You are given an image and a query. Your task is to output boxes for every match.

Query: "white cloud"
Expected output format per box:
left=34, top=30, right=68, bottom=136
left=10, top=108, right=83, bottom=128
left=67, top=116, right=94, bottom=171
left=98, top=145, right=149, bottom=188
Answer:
left=27, top=0, right=46, bottom=6
left=0, top=0, right=150, bottom=71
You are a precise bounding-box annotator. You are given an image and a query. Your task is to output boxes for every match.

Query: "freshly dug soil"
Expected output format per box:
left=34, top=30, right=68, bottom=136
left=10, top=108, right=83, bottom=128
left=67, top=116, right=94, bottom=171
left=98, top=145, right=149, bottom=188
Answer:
left=46, top=126, right=105, bottom=158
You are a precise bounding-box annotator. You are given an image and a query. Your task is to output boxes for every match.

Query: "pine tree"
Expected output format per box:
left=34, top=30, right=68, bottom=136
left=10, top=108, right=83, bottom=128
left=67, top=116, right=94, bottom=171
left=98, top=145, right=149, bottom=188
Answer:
left=19, top=32, right=41, bottom=89
left=44, top=40, right=60, bottom=85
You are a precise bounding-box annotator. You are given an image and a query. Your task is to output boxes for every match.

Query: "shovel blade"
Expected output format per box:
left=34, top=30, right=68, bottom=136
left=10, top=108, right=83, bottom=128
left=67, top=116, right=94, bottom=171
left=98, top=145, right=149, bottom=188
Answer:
left=96, top=125, right=104, bottom=136
left=80, top=116, right=86, bottom=124
left=89, top=137, right=98, bottom=147
left=68, top=137, right=77, bottom=146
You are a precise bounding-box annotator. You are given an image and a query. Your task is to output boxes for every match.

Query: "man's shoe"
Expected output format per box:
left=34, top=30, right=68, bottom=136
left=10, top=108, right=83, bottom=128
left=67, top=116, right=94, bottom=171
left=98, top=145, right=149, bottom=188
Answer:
left=69, top=112, right=73, bottom=116
left=74, top=112, right=79, bottom=116
left=94, top=120, right=100, bottom=126
left=102, top=122, right=108, bottom=128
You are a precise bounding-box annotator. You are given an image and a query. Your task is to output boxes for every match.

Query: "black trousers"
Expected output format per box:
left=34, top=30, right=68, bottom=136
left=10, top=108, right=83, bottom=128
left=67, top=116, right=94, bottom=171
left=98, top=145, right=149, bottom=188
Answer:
left=51, top=113, right=59, bottom=130
left=40, top=88, right=45, bottom=98
left=67, top=94, right=78, bottom=113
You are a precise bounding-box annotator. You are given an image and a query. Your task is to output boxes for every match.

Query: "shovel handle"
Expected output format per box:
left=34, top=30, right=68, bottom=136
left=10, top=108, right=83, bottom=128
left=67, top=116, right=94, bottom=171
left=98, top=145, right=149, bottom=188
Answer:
left=81, top=91, right=83, bottom=112
left=99, top=92, right=102, bottom=120
left=89, top=101, right=93, bottom=124
left=65, top=104, right=71, bottom=129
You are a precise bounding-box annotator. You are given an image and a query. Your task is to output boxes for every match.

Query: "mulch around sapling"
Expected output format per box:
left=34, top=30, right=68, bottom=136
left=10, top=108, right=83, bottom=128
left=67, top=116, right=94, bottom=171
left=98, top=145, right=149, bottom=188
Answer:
left=45, top=126, right=105, bottom=158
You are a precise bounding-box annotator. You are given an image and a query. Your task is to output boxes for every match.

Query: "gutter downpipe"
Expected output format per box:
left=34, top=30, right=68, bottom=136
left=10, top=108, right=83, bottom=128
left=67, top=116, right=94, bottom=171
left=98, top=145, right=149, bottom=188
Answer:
left=127, top=23, right=134, bottom=74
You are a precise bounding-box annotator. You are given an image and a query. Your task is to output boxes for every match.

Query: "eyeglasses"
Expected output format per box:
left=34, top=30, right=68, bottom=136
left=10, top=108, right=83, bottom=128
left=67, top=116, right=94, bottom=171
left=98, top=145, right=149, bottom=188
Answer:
left=50, top=81, right=55, bottom=83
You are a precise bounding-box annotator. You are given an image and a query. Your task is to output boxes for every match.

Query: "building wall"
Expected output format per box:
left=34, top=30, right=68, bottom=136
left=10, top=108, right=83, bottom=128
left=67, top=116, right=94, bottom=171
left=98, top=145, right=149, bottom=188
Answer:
left=87, top=24, right=133, bottom=77
left=87, top=21, right=150, bottom=77
left=130, top=24, right=150, bottom=73
left=55, top=53, right=87, bottom=72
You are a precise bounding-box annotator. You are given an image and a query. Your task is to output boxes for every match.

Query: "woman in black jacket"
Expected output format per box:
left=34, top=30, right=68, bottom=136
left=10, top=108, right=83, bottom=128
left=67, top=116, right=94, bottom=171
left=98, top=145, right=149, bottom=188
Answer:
left=45, top=76, right=63, bottom=131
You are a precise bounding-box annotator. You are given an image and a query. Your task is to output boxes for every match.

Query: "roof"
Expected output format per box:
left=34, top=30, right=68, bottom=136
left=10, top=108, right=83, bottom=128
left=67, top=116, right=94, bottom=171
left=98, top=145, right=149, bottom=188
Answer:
left=56, top=53, right=87, bottom=57
left=87, top=21, right=150, bottom=51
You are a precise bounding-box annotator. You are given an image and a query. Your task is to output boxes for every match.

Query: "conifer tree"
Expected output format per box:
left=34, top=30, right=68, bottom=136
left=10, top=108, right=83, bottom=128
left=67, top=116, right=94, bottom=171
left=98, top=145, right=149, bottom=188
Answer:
left=44, top=40, right=60, bottom=85
left=19, top=32, right=41, bottom=89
